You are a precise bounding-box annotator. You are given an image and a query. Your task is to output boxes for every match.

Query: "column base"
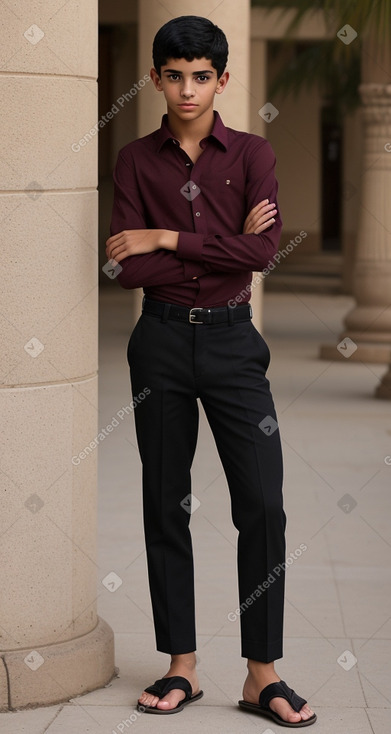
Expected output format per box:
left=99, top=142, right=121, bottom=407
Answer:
left=0, top=616, right=115, bottom=711
left=375, top=365, right=391, bottom=399
left=319, top=340, right=391, bottom=364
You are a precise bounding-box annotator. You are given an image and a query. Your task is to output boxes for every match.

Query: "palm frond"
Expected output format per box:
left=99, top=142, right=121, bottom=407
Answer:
left=252, top=0, right=391, bottom=46
left=251, top=0, right=390, bottom=113
left=268, top=40, right=361, bottom=116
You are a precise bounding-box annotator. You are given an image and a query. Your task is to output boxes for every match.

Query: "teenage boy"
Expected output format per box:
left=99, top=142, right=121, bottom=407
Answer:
left=106, top=15, right=316, bottom=728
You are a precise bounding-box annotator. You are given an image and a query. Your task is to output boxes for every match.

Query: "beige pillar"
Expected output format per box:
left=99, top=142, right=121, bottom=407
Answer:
left=320, top=32, right=391, bottom=366
left=376, top=367, right=391, bottom=399
left=366, top=36, right=391, bottom=398
left=249, top=37, right=269, bottom=331
left=320, top=83, right=391, bottom=365
left=343, top=84, right=391, bottom=357
left=137, top=0, right=262, bottom=328
left=0, top=1, right=114, bottom=710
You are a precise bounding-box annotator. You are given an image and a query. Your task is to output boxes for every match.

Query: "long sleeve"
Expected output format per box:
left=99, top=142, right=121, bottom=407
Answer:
left=175, top=140, right=282, bottom=272
left=109, top=151, right=210, bottom=289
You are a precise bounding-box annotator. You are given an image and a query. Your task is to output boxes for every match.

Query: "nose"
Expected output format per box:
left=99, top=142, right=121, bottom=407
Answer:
left=180, top=79, right=195, bottom=98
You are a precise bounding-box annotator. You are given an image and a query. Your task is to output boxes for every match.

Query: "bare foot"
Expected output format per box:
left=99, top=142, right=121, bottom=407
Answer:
left=138, top=652, right=200, bottom=712
left=242, top=660, right=315, bottom=724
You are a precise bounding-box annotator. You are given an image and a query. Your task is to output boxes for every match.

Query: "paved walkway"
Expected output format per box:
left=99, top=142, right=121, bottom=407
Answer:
left=2, top=289, right=390, bottom=733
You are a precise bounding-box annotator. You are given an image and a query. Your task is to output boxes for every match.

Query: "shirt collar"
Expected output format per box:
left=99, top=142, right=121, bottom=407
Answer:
left=156, top=110, right=228, bottom=153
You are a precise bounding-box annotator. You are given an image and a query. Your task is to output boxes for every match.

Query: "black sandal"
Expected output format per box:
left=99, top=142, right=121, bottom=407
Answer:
left=238, top=680, right=317, bottom=727
left=136, top=675, right=204, bottom=715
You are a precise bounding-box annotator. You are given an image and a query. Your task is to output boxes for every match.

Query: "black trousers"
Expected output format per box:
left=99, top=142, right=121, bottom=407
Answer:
left=127, top=306, right=286, bottom=663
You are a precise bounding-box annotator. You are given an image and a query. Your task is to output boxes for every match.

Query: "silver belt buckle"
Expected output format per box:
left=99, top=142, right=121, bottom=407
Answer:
left=189, top=307, right=204, bottom=324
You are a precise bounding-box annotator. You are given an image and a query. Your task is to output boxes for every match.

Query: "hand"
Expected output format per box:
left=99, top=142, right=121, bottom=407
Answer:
left=243, top=199, right=277, bottom=235
left=105, top=229, right=161, bottom=262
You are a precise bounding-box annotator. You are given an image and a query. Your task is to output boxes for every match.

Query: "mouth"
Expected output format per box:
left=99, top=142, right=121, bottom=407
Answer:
left=178, top=103, right=198, bottom=109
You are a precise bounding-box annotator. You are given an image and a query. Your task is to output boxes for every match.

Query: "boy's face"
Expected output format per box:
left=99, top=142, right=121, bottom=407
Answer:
left=151, top=57, right=228, bottom=121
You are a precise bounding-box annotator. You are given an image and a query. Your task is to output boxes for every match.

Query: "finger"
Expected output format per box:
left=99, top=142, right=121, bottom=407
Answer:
left=246, top=201, right=267, bottom=222
left=248, top=200, right=276, bottom=217
left=106, top=232, right=127, bottom=253
left=246, top=203, right=276, bottom=228
left=107, top=248, right=127, bottom=263
left=250, top=199, right=269, bottom=213
left=254, top=204, right=276, bottom=218
left=259, top=208, right=277, bottom=221
left=106, top=240, right=126, bottom=260
left=106, top=236, right=119, bottom=255
left=253, top=217, right=275, bottom=234
left=252, top=208, right=277, bottom=227
left=251, top=216, right=276, bottom=234
left=246, top=209, right=277, bottom=234
left=106, top=231, right=126, bottom=246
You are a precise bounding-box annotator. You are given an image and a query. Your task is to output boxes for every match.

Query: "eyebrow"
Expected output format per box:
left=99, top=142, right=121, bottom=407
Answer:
left=163, top=69, right=214, bottom=75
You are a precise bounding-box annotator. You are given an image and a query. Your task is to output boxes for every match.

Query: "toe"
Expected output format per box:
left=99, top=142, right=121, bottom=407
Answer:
left=287, top=710, right=302, bottom=723
left=300, top=703, right=314, bottom=720
left=138, top=692, right=158, bottom=708
left=156, top=689, right=186, bottom=710
left=269, top=697, right=303, bottom=723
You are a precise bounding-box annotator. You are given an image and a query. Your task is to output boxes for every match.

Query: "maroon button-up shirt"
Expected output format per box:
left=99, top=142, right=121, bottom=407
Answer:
left=109, top=110, right=282, bottom=307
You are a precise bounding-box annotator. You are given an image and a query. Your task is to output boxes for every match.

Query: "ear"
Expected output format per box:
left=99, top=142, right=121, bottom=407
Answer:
left=150, top=67, right=163, bottom=91
left=215, top=70, right=229, bottom=95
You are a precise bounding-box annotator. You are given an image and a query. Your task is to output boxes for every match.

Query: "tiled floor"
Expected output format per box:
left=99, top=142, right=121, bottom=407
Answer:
left=2, top=288, right=390, bottom=733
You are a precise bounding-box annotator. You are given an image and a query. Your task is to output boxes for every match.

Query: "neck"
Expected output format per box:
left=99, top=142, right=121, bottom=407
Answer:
left=166, top=107, right=215, bottom=145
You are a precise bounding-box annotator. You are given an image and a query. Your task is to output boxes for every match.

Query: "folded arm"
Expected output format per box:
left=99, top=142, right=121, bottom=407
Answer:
left=172, top=141, right=282, bottom=272
left=108, top=151, right=210, bottom=289
left=107, top=141, right=281, bottom=289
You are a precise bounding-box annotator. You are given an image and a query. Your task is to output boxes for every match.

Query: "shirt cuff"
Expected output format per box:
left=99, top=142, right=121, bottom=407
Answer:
left=177, top=232, right=204, bottom=261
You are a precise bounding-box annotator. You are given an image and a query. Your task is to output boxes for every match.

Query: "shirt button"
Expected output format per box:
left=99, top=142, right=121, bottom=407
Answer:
left=195, top=212, right=201, bottom=217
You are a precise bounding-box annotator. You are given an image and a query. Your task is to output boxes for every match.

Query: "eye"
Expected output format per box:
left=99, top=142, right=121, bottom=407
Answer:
left=196, top=75, right=210, bottom=82
left=167, top=74, right=181, bottom=81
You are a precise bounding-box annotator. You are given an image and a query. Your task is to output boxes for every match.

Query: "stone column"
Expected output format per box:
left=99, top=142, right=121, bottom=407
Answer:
left=320, top=83, right=391, bottom=364
left=249, top=37, right=269, bottom=331
left=376, top=367, right=391, bottom=399
left=137, top=0, right=261, bottom=327
left=0, top=1, right=114, bottom=710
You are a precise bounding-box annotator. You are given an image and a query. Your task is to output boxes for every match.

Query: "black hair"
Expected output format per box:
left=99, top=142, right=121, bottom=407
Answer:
left=152, top=15, right=228, bottom=79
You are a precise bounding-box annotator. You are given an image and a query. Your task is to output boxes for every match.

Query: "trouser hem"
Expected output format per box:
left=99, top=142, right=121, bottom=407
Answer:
left=156, top=636, right=197, bottom=655
left=241, top=639, right=283, bottom=663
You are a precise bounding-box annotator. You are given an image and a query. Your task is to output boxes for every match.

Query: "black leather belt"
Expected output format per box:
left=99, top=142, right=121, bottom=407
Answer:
left=142, top=297, right=252, bottom=324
